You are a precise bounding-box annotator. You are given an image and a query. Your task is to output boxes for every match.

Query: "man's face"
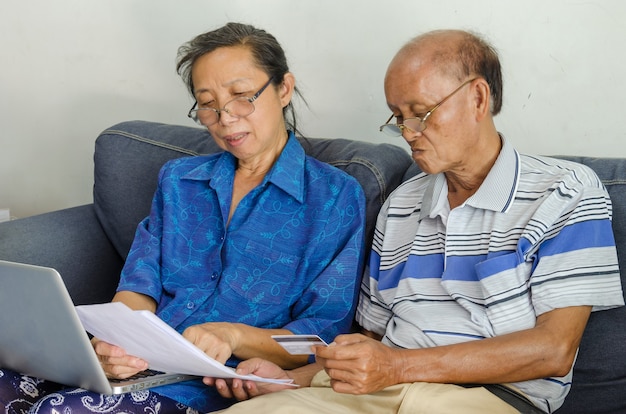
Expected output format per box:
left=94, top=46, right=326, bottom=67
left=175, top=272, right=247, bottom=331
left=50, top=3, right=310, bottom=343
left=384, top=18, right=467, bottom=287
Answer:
left=383, top=56, right=480, bottom=175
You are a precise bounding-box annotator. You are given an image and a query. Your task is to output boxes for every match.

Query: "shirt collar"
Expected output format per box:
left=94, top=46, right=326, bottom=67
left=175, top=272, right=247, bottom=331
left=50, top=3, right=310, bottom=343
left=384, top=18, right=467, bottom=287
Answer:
left=264, top=131, right=306, bottom=203
left=182, top=131, right=306, bottom=203
left=419, top=134, right=520, bottom=219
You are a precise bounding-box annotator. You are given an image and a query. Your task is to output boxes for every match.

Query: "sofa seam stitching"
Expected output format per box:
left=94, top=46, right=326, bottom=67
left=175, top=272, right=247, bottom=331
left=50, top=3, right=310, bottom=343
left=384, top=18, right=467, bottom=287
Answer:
left=603, top=179, right=626, bottom=185
left=100, top=129, right=201, bottom=156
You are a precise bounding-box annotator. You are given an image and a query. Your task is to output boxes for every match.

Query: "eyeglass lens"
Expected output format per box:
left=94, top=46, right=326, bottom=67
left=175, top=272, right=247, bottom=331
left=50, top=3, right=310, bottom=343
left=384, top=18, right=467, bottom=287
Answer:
left=380, top=117, right=425, bottom=136
left=191, top=98, right=255, bottom=126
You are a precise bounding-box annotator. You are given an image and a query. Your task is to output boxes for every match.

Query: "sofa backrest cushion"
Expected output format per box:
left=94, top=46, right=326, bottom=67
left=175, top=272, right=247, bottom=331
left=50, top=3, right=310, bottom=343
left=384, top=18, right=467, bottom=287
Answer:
left=94, top=120, right=413, bottom=259
left=551, top=156, right=626, bottom=414
left=94, top=121, right=220, bottom=259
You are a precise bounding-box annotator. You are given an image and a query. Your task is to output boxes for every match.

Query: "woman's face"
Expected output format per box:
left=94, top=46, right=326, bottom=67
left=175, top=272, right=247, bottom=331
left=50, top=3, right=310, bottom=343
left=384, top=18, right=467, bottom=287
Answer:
left=191, top=46, right=294, bottom=167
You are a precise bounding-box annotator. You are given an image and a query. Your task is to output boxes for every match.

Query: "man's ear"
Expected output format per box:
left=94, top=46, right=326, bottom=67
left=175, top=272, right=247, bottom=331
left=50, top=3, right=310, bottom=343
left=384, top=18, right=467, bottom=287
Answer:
left=279, top=72, right=296, bottom=108
left=472, top=78, right=491, bottom=121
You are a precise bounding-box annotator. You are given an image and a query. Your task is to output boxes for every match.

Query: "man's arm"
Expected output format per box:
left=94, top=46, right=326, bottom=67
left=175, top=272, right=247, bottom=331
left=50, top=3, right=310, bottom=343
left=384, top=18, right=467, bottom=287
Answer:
left=317, top=306, right=590, bottom=394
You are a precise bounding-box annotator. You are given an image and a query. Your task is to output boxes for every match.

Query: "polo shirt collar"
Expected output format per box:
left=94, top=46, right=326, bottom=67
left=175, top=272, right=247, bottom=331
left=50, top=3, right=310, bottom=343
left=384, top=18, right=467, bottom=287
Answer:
left=419, top=134, right=520, bottom=219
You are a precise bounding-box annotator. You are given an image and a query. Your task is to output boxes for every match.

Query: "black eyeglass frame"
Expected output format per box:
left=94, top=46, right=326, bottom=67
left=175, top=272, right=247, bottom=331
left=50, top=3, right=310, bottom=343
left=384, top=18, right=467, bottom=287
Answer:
left=379, top=77, right=478, bottom=136
left=187, top=76, right=275, bottom=126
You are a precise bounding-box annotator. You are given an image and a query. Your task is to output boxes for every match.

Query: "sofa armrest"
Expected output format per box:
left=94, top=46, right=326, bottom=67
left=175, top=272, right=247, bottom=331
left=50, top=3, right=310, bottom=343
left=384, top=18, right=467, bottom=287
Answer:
left=0, top=204, right=123, bottom=305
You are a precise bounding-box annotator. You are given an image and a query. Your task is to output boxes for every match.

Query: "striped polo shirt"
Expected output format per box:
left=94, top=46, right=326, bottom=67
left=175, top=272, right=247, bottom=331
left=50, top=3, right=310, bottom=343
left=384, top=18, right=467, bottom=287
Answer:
left=356, top=136, right=624, bottom=412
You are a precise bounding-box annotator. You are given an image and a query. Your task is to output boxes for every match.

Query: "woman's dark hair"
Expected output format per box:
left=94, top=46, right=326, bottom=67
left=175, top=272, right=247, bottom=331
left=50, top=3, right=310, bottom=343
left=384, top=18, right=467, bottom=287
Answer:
left=176, top=22, right=306, bottom=135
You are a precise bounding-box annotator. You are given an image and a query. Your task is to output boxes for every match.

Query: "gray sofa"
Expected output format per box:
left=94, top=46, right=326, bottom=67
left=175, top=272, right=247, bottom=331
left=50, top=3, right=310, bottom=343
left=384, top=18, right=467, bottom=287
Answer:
left=1, top=120, right=625, bottom=414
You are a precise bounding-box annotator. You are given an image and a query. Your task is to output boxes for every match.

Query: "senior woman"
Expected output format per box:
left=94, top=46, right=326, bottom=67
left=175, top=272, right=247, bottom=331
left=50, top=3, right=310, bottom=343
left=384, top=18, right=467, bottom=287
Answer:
left=0, top=22, right=366, bottom=414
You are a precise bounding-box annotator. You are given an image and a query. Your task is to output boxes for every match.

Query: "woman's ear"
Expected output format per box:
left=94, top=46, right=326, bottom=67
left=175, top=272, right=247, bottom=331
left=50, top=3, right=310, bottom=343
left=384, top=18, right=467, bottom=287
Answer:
left=279, top=72, right=296, bottom=108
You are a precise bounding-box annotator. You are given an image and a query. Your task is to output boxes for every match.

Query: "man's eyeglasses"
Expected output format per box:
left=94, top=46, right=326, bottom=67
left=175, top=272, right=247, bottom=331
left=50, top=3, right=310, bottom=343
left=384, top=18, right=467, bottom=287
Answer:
left=379, top=77, right=477, bottom=136
left=188, top=77, right=274, bottom=127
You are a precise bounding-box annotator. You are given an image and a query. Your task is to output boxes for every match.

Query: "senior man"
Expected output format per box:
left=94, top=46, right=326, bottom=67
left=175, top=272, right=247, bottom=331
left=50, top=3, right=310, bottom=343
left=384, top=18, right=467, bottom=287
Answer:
left=209, top=29, right=624, bottom=414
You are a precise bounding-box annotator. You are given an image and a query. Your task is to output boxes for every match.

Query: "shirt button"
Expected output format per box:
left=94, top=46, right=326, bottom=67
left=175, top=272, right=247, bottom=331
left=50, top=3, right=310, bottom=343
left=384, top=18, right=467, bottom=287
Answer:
left=211, top=272, right=218, bottom=280
left=186, top=302, right=195, bottom=310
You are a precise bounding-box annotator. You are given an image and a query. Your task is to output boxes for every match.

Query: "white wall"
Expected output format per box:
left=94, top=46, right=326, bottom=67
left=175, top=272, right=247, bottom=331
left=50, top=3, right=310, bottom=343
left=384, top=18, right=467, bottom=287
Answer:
left=2, top=0, right=625, bottom=219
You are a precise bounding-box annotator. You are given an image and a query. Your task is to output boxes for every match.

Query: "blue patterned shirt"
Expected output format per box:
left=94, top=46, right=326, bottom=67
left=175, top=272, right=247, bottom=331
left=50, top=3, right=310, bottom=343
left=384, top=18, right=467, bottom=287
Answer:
left=117, top=132, right=366, bottom=411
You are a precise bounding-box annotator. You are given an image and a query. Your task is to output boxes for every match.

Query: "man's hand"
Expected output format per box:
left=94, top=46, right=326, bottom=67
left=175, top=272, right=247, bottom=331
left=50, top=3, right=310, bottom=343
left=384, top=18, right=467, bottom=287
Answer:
left=315, top=333, right=401, bottom=395
left=204, top=358, right=294, bottom=401
left=315, top=307, right=592, bottom=393
left=92, top=337, right=149, bottom=379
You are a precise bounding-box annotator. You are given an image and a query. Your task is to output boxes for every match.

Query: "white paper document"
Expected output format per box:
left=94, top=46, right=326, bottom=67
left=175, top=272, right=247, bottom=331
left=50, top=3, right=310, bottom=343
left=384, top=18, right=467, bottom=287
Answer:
left=75, top=302, right=293, bottom=385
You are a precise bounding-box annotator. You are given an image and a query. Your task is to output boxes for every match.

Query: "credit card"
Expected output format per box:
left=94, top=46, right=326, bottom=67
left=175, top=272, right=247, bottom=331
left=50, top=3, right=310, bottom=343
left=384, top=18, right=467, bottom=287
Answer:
left=272, top=334, right=328, bottom=355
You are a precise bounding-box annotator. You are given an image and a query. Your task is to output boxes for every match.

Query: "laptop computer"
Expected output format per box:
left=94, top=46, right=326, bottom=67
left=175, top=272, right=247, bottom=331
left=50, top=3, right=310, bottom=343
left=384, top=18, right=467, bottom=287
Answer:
left=0, top=260, right=198, bottom=394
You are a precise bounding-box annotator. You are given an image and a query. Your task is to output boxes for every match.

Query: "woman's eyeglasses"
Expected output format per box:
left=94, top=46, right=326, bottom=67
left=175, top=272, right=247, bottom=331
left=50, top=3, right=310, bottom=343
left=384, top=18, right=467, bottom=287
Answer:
left=188, top=77, right=274, bottom=127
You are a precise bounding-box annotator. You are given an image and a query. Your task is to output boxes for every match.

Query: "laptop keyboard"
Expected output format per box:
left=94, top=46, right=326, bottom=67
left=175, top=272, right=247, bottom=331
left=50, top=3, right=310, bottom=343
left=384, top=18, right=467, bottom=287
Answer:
left=109, top=369, right=165, bottom=383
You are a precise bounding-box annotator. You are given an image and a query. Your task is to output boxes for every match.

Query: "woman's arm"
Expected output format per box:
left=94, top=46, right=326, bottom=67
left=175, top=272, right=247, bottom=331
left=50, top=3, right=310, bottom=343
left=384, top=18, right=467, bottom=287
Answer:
left=183, top=323, right=309, bottom=368
left=112, top=290, right=157, bottom=312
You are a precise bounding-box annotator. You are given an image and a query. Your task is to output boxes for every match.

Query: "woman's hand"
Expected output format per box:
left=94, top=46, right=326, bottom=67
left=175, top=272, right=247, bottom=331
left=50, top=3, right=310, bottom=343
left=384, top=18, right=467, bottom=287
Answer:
left=204, top=358, right=294, bottom=401
left=91, top=337, right=149, bottom=379
left=183, top=322, right=241, bottom=365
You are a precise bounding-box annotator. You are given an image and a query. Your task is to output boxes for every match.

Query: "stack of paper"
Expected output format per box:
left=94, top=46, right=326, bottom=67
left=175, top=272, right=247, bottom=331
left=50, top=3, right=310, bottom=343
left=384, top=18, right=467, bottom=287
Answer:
left=75, top=302, right=294, bottom=385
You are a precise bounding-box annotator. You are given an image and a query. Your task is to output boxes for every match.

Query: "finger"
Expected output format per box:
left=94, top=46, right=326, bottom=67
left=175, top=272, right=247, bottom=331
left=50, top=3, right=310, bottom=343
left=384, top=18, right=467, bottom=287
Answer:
left=315, top=343, right=352, bottom=360
left=229, top=379, right=255, bottom=401
left=102, top=363, right=144, bottom=379
left=234, top=358, right=265, bottom=376
left=324, top=366, right=351, bottom=383
left=214, top=346, right=232, bottom=365
left=203, top=377, right=217, bottom=387
left=212, top=378, right=236, bottom=399
left=316, top=340, right=368, bottom=362
left=329, top=378, right=361, bottom=395
left=93, top=340, right=127, bottom=358
left=189, top=335, right=232, bottom=364
left=333, top=333, right=367, bottom=346
left=100, top=353, right=149, bottom=379
left=211, top=378, right=256, bottom=402
left=242, top=381, right=262, bottom=398
left=182, top=325, right=200, bottom=343
left=102, top=354, right=149, bottom=370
